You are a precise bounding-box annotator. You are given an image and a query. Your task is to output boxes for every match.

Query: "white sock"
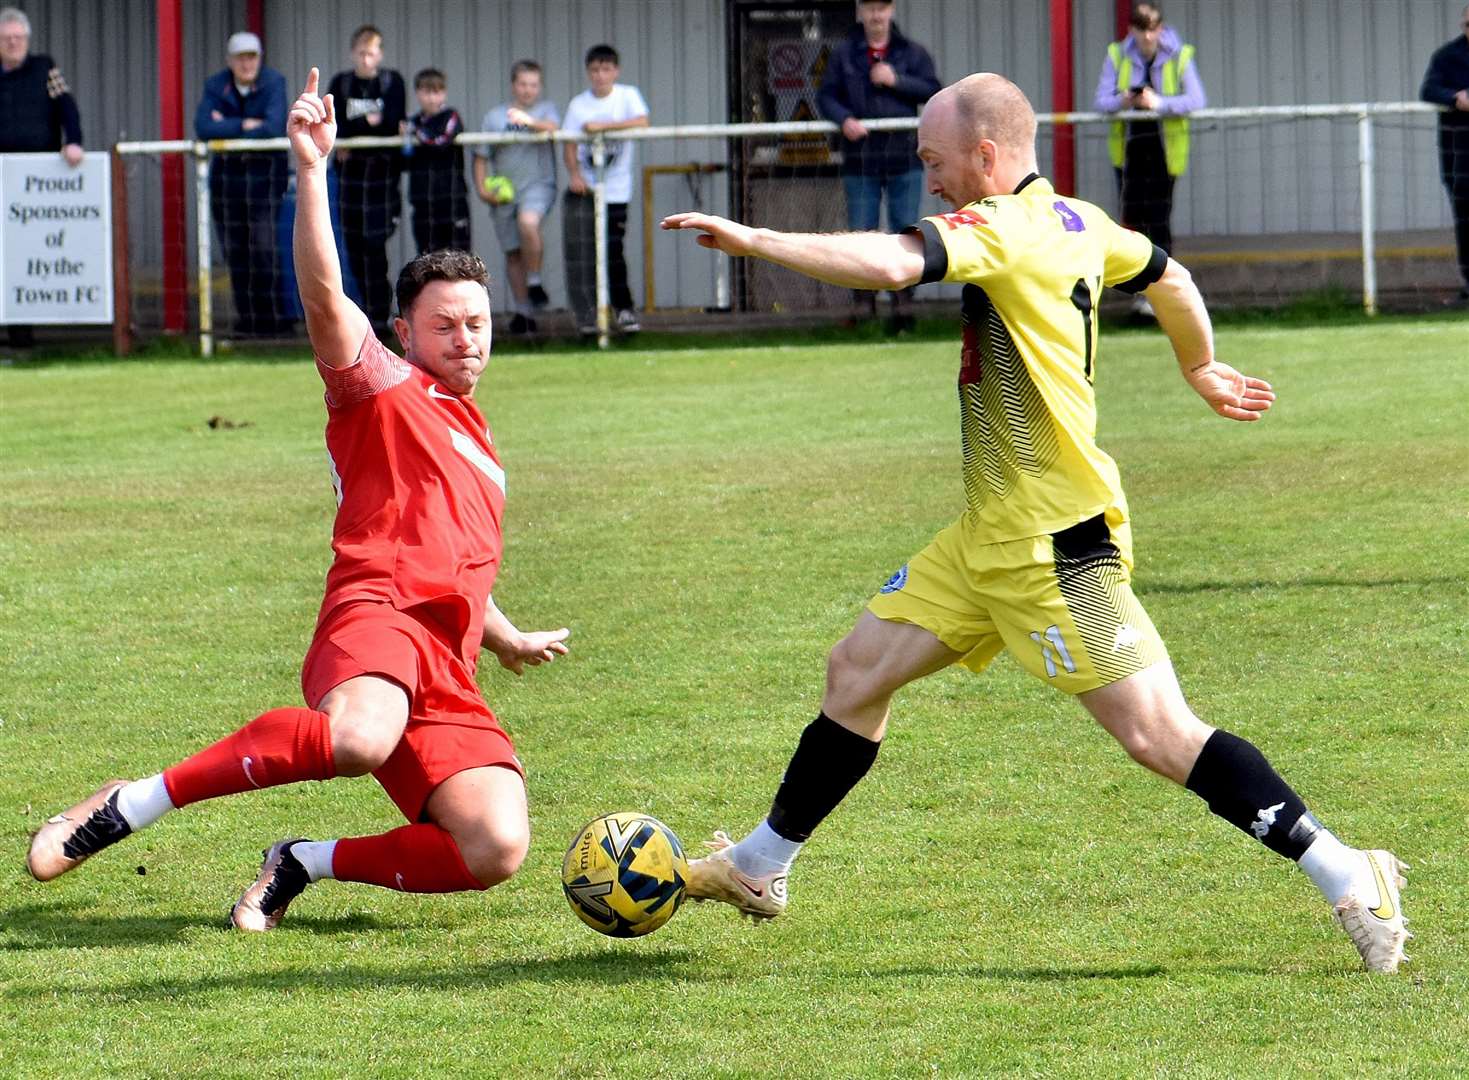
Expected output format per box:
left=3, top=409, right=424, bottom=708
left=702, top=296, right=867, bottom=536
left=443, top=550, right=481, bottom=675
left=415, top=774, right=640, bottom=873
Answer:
left=731, top=819, right=803, bottom=878
left=527, top=273, right=543, bottom=287
left=291, top=839, right=337, bottom=882
left=114, top=774, right=175, bottom=831
left=1298, top=829, right=1364, bottom=906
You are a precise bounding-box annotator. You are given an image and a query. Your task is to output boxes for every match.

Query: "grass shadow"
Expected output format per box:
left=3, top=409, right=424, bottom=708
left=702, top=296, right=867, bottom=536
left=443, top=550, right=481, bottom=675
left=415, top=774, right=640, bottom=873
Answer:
left=0, top=900, right=389, bottom=950
left=5, top=947, right=704, bottom=1002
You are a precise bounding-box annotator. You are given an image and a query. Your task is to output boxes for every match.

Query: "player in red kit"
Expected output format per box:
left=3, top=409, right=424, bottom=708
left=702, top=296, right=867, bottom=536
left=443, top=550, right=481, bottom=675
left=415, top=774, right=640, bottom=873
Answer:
left=25, top=67, right=569, bottom=931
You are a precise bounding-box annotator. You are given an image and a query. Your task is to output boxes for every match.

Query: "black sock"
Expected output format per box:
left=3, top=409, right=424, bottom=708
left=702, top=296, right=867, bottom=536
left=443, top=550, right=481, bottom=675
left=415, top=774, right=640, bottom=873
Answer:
left=1185, top=729, right=1323, bottom=860
left=766, top=712, right=881, bottom=842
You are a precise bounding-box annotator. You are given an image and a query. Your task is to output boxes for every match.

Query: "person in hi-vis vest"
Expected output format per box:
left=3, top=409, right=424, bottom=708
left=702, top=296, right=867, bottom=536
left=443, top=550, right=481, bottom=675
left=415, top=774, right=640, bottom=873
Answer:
left=1095, top=3, right=1205, bottom=316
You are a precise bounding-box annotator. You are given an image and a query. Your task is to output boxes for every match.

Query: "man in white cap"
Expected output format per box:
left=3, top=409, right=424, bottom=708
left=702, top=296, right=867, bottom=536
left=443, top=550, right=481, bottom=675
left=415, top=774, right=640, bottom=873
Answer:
left=195, top=31, right=293, bottom=335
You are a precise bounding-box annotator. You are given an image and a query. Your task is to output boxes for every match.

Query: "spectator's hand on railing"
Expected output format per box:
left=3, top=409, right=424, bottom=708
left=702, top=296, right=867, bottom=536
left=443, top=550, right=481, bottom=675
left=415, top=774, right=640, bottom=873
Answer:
left=61, top=143, right=83, bottom=167
left=841, top=117, right=869, bottom=141
left=660, top=212, right=756, bottom=257
left=1455, top=89, right=1469, bottom=111
left=288, top=67, right=336, bottom=169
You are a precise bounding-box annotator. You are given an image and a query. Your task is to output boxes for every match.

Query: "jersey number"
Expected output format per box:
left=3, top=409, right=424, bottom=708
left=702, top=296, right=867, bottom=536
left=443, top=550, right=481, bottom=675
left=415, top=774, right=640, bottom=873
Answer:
left=1030, top=624, right=1078, bottom=679
left=1069, top=277, right=1100, bottom=382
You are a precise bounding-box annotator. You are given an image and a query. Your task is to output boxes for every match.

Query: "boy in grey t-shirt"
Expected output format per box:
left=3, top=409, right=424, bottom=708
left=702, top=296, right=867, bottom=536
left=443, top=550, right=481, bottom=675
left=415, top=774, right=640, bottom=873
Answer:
left=475, top=59, right=560, bottom=333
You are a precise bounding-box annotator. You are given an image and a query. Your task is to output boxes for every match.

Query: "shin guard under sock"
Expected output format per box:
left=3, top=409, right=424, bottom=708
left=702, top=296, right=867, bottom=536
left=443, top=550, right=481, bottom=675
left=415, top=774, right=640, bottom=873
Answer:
left=1185, top=729, right=1322, bottom=860
left=162, top=707, right=336, bottom=808
left=766, top=712, right=881, bottom=842
left=333, top=823, right=486, bottom=893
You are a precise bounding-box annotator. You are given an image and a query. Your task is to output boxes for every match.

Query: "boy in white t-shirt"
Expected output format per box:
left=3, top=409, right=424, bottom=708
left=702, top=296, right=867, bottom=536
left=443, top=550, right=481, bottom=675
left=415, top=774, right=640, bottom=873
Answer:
left=561, top=44, right=649, bottom=335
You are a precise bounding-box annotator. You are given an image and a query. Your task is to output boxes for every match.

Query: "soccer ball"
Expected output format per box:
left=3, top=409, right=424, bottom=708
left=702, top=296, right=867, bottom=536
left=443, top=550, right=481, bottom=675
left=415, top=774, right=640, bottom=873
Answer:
left=481, top=174, right=515, bottom=202
left=562, top=812, right=688, bottom=937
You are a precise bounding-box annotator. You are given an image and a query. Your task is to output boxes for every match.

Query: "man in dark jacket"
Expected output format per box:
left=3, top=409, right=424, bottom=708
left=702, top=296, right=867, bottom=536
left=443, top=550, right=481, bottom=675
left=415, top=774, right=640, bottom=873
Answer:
left=0, top=7, right=84, bottom=348
left=817, top=0, right=939, bottom=331
left=196, top=32, right=291, bottom=336
left=1421, top=4, right=1469, bottom=303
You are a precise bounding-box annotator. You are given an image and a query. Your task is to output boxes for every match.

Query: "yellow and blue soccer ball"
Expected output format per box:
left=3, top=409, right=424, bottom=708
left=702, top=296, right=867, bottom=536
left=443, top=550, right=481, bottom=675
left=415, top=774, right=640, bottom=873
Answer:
left=562, top=812, right=688, bottom=937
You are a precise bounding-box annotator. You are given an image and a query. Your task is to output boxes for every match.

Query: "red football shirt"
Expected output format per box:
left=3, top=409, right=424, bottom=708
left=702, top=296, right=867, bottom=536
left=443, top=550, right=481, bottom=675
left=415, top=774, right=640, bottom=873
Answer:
left=315, top=333, right=505, bottom=668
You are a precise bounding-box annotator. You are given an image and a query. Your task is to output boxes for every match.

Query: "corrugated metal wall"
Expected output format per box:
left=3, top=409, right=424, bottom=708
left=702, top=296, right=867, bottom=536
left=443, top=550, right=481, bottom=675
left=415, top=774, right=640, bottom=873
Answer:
left=20, top=0, right=1463, bottom=314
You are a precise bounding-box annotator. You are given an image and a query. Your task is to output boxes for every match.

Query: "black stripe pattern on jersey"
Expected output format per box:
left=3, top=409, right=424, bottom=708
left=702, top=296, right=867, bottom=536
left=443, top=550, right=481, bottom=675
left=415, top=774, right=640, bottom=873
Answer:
left=957, top=284, right=1060, bottom=514
left=1049, top=514, right=1162, bottom=684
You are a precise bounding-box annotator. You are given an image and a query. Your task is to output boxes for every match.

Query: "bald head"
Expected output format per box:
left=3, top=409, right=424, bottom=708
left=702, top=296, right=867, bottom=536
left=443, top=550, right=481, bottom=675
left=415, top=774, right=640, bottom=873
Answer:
left=916, top=74, right=1038, bottom=206
left=937, top=73, right=1038, bottom=158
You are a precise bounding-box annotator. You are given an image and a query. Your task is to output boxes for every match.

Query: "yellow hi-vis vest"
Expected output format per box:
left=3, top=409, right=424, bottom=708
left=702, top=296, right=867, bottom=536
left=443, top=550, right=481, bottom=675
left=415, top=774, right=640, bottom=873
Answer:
left=1107, top=41, right=1194, bottom=176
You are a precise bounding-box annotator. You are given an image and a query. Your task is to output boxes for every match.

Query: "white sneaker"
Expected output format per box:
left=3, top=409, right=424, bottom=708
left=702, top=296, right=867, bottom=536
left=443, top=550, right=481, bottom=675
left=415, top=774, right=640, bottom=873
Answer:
left=685, top=831, right=787, bottom=920
left=1334, top=849, right=1411, bottom=973
left=1131, top=294, right=1155, bottom=318
left=615, top=309, right=641, bottom=333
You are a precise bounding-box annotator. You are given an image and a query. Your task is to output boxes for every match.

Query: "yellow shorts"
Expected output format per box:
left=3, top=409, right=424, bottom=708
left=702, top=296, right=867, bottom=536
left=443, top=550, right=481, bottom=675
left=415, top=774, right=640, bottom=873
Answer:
left=866, top=508, right=1168, bottom=694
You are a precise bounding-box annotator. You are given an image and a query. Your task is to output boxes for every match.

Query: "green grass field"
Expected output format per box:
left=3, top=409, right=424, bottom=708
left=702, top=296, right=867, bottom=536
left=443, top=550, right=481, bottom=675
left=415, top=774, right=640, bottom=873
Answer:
left=2, top=319, right=1467, bottom=1078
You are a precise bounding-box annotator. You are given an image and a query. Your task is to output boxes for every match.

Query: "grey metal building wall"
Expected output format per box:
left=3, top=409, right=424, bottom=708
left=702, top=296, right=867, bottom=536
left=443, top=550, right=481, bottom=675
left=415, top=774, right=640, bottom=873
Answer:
left=18, top=0, right=1462, bottom=313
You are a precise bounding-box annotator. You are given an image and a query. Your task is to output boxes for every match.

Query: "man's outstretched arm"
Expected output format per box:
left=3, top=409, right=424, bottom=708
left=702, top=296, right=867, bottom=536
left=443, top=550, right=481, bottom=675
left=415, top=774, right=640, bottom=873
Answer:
left=661, top=212, right=926, bottom=291
left=1146, top=258, right=1276, bottom=422
left=288, top=67, right=370, bottom=369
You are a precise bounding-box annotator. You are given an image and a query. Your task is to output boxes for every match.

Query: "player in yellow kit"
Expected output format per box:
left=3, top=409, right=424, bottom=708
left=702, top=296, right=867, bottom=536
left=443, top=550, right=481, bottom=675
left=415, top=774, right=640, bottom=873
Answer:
left=662, top=72, right=1410, bottom=973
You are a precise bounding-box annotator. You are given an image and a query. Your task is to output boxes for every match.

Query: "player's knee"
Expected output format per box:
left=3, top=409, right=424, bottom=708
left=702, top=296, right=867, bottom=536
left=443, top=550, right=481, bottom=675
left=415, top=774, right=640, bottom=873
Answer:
left=826, top=633, right=891, bottom=705
left=328, top=713, right=402, bottom=776
left=457, top=818, right=529, bottom=888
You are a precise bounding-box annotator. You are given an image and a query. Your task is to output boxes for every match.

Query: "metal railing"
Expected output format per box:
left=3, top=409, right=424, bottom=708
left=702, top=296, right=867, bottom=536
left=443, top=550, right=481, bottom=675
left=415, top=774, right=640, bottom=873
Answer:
left=112, top=101, right=1449, bottom=356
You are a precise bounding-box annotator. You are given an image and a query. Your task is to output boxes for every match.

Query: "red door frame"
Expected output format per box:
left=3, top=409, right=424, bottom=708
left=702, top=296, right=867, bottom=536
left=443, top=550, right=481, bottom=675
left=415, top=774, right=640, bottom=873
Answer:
left=1048, top=0, right=1074, bottom=195
left=158, top=0, right=186, bottom=333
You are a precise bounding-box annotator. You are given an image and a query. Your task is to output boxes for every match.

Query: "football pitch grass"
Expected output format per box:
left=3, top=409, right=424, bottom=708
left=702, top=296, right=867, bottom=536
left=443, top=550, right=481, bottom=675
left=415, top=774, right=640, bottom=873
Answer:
left=2, top=319, right=1466, bottom=1077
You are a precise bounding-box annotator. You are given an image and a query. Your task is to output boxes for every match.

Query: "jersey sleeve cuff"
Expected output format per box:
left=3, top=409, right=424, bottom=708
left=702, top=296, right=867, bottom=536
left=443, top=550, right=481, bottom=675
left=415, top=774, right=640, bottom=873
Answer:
left=1113, top=244, right=1169, bottom=294
left=906, top=219, right=949, bottom=285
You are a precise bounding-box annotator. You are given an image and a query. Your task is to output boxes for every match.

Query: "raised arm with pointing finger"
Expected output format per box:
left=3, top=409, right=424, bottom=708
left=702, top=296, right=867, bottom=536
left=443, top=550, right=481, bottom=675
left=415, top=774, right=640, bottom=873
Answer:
left=289, top=67, right=370, bottom=368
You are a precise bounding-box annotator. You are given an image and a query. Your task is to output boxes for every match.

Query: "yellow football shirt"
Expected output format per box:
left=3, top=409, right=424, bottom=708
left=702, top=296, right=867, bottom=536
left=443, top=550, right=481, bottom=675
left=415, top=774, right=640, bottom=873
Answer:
left=912, top=174, right=1166, bottom=542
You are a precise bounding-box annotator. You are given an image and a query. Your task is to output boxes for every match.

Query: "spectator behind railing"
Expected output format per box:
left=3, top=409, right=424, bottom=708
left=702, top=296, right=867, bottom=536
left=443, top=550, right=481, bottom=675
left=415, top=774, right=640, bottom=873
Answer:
left=195, top=31, right=292, bottom=337
left=0, top=6, right=84, bottom=349
left=561, top=44, right=649, bottom=339
left=476, top=59, right=561, bottom=337
left=816, top=0, right=939, bottom=334
left=405, top=67, right=471, bottom=257
left=1094, top=2, right=1205, bottom=319
left=1420, top=3, right=1469, bottom=305
left=329, top=25, right=406, bottom=339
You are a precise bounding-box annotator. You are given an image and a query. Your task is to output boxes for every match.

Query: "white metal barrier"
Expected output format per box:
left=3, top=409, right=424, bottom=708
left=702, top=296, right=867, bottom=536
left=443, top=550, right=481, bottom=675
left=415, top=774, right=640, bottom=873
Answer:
left=113, top=101, right=1449, bottom=355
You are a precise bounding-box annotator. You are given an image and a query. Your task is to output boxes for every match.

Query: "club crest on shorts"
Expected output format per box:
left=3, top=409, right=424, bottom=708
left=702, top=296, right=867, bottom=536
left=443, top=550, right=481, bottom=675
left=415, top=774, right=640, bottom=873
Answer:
left=879, top=564, right=909, bottom=594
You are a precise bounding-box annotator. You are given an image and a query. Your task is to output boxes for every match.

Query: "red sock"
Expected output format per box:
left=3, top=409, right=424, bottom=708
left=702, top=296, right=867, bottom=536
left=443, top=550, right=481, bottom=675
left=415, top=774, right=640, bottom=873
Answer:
left=162, top=707, right=335, bottom=808
left=333, top=823, right=486, bottom=893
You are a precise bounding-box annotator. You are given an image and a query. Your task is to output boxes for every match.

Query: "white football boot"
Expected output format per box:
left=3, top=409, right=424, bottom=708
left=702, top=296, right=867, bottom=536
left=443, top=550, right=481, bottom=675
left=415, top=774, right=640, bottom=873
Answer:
left=1334, top=849, right=1411, bottom=973
left=685, top=831, right=788, bottom=920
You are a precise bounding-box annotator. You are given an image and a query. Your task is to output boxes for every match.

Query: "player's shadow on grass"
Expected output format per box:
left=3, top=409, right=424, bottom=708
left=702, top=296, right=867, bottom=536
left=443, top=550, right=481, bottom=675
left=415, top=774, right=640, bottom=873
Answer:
left=0, top=899, right=388, bottom=950
left=4, top=949, right=701, bottom=1003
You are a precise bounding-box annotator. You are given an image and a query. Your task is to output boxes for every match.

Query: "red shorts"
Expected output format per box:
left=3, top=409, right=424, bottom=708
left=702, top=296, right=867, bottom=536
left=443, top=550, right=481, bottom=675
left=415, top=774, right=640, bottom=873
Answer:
left=301, top=600, right=523, bottom=823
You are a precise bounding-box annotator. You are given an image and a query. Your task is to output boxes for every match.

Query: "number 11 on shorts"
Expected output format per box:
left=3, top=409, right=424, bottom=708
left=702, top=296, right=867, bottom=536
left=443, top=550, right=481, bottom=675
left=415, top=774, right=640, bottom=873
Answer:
left=1030, top=624, right=1077, bottom=678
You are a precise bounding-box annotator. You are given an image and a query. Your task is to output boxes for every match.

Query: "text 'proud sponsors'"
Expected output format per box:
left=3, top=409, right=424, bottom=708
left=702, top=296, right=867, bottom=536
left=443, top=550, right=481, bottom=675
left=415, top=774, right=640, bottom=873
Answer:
left=2, top=152, right=113, bottom=324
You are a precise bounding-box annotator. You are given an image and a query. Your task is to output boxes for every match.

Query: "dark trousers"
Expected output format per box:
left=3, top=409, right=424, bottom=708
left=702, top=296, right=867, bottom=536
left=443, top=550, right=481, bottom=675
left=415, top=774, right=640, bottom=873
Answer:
left=411, top=198, right=471, bottom=255
left=1117, top=123, right=1176, bottom=254
left=1441, top=130, right=1469, bottom=290
left=339, top=155, right=401, bottom=325
left=563, top=192, right=634, bottom=328
left=409, top=169, right=471, bottom=255
left=213, top=192, right=286, bottom=332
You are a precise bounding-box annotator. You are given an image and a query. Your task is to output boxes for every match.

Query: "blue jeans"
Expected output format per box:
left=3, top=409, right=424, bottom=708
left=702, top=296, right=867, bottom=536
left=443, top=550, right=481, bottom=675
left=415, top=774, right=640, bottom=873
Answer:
left=842, top=168, right=925, bottom=233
